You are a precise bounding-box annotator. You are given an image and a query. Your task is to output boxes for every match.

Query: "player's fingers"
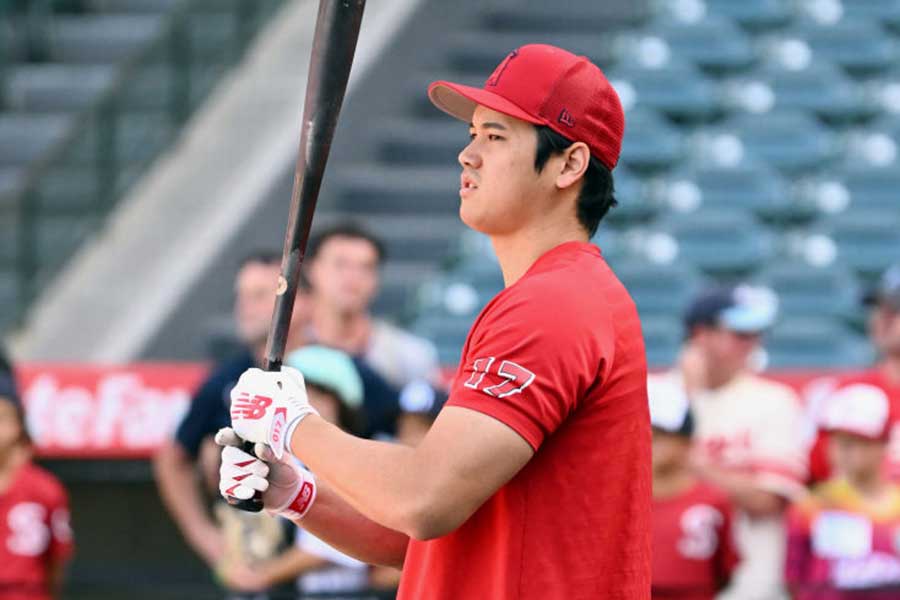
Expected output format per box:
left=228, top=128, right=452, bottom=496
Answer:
left=241, top=475, right=270, bottom=492
left=220, top=481, right=255, bottom=500
left=221, top=446, right=270, bottom=477
left=215, top=427, right=242, bottom=448
left=279, top=365, right=306, bottom=390
left=254, top=442, right=278, bottom=463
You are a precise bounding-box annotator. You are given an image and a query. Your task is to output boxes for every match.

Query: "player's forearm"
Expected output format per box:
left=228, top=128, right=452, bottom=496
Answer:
left=291, top=415, right=468, bottom=540
left=152, top=442, right=221, bottom=561
left=296, top=477, right=410, bottom=568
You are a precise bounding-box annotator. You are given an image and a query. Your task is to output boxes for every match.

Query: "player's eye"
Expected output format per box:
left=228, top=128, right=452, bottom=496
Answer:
left=468, top=132, right=477, bottom=140
left=487, top=134, right=503, bottom=141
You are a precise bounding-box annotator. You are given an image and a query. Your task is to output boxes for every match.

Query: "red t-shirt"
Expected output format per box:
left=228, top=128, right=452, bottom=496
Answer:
left=398, top=241, right=652, bottom=600
left=652, top=482, right=740, bottom=600
left=807, top=370, right=900, bottom=484
left=0, top=462, right=73, bottom=600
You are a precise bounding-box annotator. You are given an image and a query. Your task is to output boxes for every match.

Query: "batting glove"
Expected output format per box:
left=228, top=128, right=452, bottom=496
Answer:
left=229, top=366, right=318, bottom=459
left=216, top=427, right=317, bottom=520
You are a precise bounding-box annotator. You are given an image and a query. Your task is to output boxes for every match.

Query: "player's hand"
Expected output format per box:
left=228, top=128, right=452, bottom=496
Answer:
left=217, top=560, right=269, bottom=593
left=229, top=366, right=318, bottom=459
left=216, top=427, right=317, bottom=519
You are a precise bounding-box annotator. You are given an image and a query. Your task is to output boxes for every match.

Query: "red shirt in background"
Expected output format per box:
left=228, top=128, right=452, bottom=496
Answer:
left=808, top=370, right=900, bottom=483
left=652, top=482, right=740, bottom=600
left=399, top=241, right=652, bottom=600
left=785, top=478, right=900, bottom=600
left=0, top=462, right=73, bottom=600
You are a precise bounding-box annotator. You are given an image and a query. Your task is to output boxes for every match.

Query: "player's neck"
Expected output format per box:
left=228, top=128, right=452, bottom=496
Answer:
left=880, top=355, right=900, bottom=387
left=490, top=219, right=588, bottom=288
left=846, top=471, right=891, bottom=504
left=652, top=467, right=696, bottom=500
left=0, top=446, right=28, bottom=493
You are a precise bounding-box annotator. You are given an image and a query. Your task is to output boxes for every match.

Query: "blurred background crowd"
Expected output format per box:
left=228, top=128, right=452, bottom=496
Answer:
left=3, top=0, right=900, bottom=598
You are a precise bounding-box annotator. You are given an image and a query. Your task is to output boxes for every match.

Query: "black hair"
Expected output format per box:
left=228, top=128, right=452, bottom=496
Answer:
left=306, top=382, right=366, bottom=435
left=238, top=250, right=281, bottom=269
left=307, top=222, right=386, bottom=265
left=533, top=126, right=617, bottom=238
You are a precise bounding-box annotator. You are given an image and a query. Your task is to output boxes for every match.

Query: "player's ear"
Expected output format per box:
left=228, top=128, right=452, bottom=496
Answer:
left=555, top=142, right=590, bottom=191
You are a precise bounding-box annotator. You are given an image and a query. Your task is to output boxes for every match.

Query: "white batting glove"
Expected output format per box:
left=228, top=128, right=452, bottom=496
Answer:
left=229, top=366, right=318, bottom=459
left=216, top=427, right=317, bottom=520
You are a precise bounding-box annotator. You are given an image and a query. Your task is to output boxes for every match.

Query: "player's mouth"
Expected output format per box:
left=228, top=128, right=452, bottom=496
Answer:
left=460, top=173, right=478, bottom=198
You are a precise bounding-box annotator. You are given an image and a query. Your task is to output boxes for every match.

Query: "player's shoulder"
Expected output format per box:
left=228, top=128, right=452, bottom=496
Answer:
left=738, top=372, right=801, bottom=408
left=15, top=462, right=67, bottom=501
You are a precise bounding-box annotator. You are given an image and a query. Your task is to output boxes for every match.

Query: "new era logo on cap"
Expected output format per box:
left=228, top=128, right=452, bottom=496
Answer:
left=427, top=44, right=625, bottom=170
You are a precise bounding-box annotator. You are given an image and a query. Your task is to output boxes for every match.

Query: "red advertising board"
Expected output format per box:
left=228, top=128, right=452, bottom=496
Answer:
left=18, top=363, right=209, bottom=459
left=12, top=363, right=871, bottom=459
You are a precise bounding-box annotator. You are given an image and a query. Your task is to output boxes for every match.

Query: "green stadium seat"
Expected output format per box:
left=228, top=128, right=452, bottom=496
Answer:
left=723, top=63, right=874, bottom=122
left=605, top=167, right=656, bottom=226
left=815, top=210, right=900, bottom=278
left=376, top=118, right=465, bottom=167
left=608, top=64, right=721, bottom=121
left=646, top=17, right=757, bottom=73
left=482, top=2, right=651, bottom=34
left=659, top=162, right=809, bottom=221
left=445, top=32, right=612, bottom=76
left=614, top=259, right=705, bottom=317
left=411, top=313, right=471, bottom=366
left=4, top=64, right=113, bottom=112
left=831, top=0, right=900, bottom=32
left=0, top=271, right=19, bottom=333
left=618, top=109, right=685, bottom=172
left=0, top=114, right=69, bottom=166
left=765, top=318, right=875, bottom=369
left=655, top=209, right=776, bottom=276
left=85, top=0, right=181, bottom=12
left=333, top=166, right=459, bottom=216
left=640, top=315, right=682, bottom=368
left=713, top=110, right=839, bottom=173
left=789, top=19, right=895, bottom=75
left=46, top=15, right=163, bottom=63
left=806, top=166, right=900, bottom=215
left=752, top=261, right=861, bottom=321
left=704, top=0, right=792, bottom=30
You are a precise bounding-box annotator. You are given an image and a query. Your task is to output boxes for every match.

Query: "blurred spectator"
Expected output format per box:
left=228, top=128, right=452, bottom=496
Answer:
left=785, top=385, right=900, bottom=599
left=153, top=251, right=301, bottom=597
left=395, top=379, right=447, bottom=447
left=306, top=222, right=440, bottom=388
left=807, top=264, right=900, bottom=483
left=219, top=346, right=369, bottom=596
left=0, top=345, right=13, bottom=380
left=648, top=377, right=740, bottom=600
left=650, top=284, right=807, bottom=600
left=0, top=372, right=73, bottom=600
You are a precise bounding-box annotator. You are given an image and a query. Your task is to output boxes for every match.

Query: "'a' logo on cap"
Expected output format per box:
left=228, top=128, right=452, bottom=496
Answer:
left=486, top=49, right=519, bottom=87
left=558, top=108, right=576, bottom=127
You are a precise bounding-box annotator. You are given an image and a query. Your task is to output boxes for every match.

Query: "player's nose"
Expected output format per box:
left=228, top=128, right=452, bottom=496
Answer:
left=458, top=142, right=481, bottom=170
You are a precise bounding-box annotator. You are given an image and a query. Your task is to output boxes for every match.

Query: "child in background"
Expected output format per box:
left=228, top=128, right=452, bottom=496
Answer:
left=786, top=383, right=900, bottom=599
left=395, top=379, right=447, bottom=447
left=0, top=373, right=73, bottom=600
left=649, top=378, right=740, bottom=600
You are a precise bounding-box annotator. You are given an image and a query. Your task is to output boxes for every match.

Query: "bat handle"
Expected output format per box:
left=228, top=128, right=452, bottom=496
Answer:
left=225, top=440, right=265, bottom=513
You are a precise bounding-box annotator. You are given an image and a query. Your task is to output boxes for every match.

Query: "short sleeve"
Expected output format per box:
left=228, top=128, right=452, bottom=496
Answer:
left=46, top=480, right=74, bottom=563
left=448, top=290, right=611, bottom=450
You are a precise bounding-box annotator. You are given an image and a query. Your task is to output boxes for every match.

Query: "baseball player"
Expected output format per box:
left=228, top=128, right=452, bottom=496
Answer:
left=0, top=374, right=73, bottom=600
left=785, top=384, right=900, bottom=599
left=648, top=378, right=740, bottom=599
left=218, top=44, right=651, bottom=598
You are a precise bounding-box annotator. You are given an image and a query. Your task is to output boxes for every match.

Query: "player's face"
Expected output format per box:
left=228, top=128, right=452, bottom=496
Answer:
left=828, top=431, right=886, bottom=480
left=697, top=327, right=760, bottom=374
left=458, top=106, right=557, bottom=236
left=869, top=304, right=900, bottom=355
left=651, top=429, right=691, bottom=474
left=234, top=262, right=280, bottom=346
left=0, top=400, right=23, bottom=455
left=308, top=236, right=380, bottom=316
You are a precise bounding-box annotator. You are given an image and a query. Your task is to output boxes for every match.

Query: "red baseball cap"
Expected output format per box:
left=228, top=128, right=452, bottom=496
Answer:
left=428, top=44, right=625, bottom=170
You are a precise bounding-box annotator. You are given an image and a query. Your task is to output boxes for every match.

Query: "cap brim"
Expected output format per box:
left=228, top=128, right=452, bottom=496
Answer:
left=428, top=81, right=543, bottom=126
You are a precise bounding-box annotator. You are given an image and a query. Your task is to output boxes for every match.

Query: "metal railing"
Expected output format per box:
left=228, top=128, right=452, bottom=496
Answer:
left=1, top=0, right=285, bottom=332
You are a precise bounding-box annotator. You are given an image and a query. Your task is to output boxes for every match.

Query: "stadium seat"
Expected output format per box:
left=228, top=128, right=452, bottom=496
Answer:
left=617, top=109, right=685, bottom=172
left=824, top=0, right=900, bottom=32
left=411, top=312, right=471, bottom=366
left=481, top=2, right=651, bottom=34
left=710, top=111, right=839, bottom=173
left=703, top=0, right=792, bottom=31
left=0, top=114, right=69, bottom=166
left=658, top=162, right=809, bottom=222
left=645, top=17, right=757, bottom=73
left=0, top=271, right=18, bottom=332
left=605, top=167, right=657, bottom=226
left=653, top=209, right=776, bottom=276
left=4, top=64, right=114, bottom=112
left=752, top=261, right=861, bottom=321
left=640, top=315, right=682, bottom=367
left=764, top=318, right=875, bottom=369
left=333, top=166, right=459, bottom=217
left=445, top=32, right=611, bottom=75
left=813, top=210, right=900, bottom=278
left=376, top=118, right=466, bottom=167
left=806, top=166, right=900, bottom=215
left=608, top=63, right=721, bottom=121
left=46, top=15, right=163, bottom=63
left=786, top=19, right=895, bottom=75
left=614, top=259, right=705, bottom=318
left=722, top=63, right=873, bottom=122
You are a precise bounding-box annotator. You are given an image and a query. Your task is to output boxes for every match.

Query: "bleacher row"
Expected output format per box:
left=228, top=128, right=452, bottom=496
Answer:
left=408, top=0, right=900, bottom=369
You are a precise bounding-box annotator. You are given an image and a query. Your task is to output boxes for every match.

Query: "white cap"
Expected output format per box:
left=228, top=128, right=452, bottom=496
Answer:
left=821, top=383, right=890, bottom=440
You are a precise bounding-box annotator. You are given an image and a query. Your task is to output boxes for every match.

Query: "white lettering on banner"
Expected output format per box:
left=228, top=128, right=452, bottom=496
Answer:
left=23, top=371, right=191, bottom=455
left=833, top=552, right=900, bottom=589
left=7, top=503, right=50, bottom=557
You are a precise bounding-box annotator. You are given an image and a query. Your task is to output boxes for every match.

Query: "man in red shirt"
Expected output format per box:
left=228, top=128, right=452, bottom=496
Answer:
left=216, top=44, right=651, bottom=598
left=807, top=264, right=900, bottom=483
left=648, top=377, right=740, bottom=600
left=0, top=374, right=73, bottom=600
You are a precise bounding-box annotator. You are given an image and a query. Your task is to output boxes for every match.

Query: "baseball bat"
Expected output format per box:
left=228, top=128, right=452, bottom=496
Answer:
left=228, top=0, right=366, bottom=512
